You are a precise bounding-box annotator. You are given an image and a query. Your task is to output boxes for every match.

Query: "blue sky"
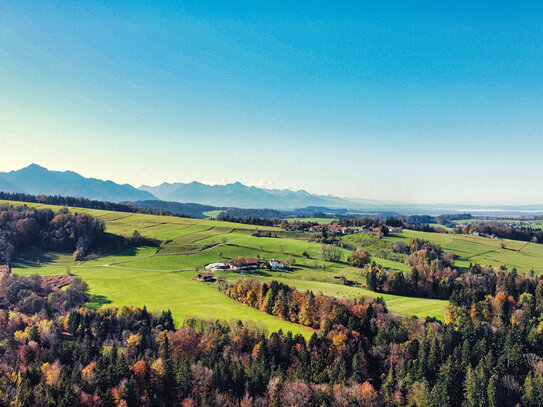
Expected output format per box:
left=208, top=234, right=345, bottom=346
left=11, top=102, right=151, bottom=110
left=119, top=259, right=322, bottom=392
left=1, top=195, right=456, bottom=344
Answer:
left=0, top=1, right=542, bottom=205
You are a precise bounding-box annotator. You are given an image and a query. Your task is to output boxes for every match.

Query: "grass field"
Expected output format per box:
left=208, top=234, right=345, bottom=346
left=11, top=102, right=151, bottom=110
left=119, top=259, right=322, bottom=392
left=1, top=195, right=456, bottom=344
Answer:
left=14, top=261, right=313, bottom=337
left=344, top=229, right=543, bottom=274
left=4, top=200, right=451, bottom=331
left=203, top=210, right=225, bottom=218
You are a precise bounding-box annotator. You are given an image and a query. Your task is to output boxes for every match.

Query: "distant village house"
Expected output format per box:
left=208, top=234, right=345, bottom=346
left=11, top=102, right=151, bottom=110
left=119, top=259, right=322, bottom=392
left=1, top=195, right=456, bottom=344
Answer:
left=388, top=226, right=402, bottom=233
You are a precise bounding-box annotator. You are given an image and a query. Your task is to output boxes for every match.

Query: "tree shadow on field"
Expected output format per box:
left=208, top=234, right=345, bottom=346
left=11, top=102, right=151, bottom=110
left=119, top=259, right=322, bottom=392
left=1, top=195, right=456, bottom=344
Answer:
left=15, top=247, right=71, bottom=267
left=239, top=270, right=272, bottom=278
left=98, top=246, right=140, bottom=258
left=85, top=294, right=113, bottom=310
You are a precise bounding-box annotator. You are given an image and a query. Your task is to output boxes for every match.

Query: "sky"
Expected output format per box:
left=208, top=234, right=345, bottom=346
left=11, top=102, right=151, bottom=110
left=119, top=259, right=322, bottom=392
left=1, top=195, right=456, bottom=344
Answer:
left=0, top=1, right=542, bottom=205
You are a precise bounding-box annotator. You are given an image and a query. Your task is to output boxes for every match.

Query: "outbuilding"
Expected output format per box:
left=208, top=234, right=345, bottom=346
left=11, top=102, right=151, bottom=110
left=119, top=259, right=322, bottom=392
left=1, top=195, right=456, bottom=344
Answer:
left=269, top=259, right=285, bottom=269
left=195, top=272, right=215, bottom=282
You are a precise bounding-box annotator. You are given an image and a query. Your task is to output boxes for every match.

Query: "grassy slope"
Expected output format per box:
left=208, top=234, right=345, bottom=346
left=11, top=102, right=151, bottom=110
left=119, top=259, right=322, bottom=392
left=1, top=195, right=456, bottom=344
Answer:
left=344, top=229, right=543, bottom=273
left=14, top=262, right=312, bottom=337
left=5, top=200, right=448, bottom=328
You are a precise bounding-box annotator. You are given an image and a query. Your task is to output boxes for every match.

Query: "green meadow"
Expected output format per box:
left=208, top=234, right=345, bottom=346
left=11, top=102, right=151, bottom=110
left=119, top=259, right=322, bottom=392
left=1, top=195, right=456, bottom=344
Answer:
left=6, top=200, right=451, bottom=333
left=344, top=229, right=543, bottom=274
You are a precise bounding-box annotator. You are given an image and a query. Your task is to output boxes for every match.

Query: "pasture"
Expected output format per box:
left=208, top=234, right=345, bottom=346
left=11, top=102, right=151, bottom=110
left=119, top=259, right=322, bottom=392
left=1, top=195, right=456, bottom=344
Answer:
left=5, top=199, right=449, bottom=332
left=344, top=229, right=543, bottom=274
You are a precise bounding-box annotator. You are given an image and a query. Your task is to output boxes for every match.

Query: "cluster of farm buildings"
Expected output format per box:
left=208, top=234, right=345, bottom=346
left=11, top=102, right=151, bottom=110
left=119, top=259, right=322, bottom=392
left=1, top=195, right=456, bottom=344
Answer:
left=280, top=223, right=402, bottom=235
left=365, top=225, right=403, bottom=233
left=471, top=231, right=500, bottom=239
left=195, top=257, right=285, bottom=282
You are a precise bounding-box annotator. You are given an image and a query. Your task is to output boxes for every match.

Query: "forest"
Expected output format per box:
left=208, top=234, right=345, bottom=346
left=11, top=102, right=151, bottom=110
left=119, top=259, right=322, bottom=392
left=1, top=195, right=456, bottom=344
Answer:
left=3, top=270, right=542, bottom=406
left=0, top=204, right=157, bottom=263
left=218, top=277, right=543, bottom=407
left=0, top=192, right=187, bottom=218
left=0, top=204, right=105, bottom=263
left=457, top=222, right=543, bottom=244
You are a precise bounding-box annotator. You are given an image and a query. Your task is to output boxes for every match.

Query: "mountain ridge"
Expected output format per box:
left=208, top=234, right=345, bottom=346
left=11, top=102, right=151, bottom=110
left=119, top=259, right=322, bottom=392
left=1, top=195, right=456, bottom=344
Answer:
left=0, top=164, right=158, bottom=203
left=139, top=181, right=353, bottom=209
left=3, top=165, right=543, bottom=215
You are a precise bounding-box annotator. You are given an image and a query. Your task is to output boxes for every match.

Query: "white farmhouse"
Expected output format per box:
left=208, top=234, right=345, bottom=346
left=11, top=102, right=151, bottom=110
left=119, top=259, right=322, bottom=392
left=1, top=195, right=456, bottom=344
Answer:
left=269, top=259, right=285, bottom=269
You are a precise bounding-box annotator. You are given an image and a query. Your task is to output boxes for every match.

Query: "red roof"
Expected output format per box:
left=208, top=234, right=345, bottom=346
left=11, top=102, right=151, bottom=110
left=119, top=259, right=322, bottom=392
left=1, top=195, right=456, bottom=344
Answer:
left=231, top=258, right=259, bottom=266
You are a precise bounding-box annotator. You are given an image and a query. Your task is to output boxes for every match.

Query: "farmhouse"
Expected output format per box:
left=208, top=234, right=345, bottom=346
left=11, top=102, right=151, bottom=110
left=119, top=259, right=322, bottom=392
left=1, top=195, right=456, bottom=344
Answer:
left=231, top=258, right=259, bottom=270
left=269, top=259, right=285, bottom=269
left=388, top=226, right=402, bottom=233
left=195, top=272, right=215, bottom=282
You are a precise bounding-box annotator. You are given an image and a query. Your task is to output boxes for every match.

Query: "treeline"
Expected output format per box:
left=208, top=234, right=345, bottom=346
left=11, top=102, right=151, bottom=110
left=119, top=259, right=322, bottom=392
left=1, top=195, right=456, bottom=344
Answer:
left=220, top=278, right=543, bottom=406
left=216, top=213, right=282, bottom=226
left=0, top=204, right=158, bottom=263
left=0, top=273, right=90, bottom=317
left=458, top=222, right=543, bottom=244
left=2, top=272, right=543, bottom=405
left=0, top=191, right=189, bottom=218
left=365, top=238, right=457, bottom=299
left=222, top=207, right=286, bottom=219
left=338, top=214, right=473, bottom=232
left=364, top=237, right=543, bottom=309
left=435, top=213, right=472, bottom=225
left=0, top=205, right=105, bottom=262
left=219, top=278, right=386, bottom=330
left=338, top=216, right=440, bottom=233
left=1, top=290, right=380, bottom=406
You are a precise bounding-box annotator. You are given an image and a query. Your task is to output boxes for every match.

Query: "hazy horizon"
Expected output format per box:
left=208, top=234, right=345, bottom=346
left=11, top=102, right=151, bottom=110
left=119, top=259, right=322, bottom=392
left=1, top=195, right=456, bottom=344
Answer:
left=4, top=162, right=543, bottom=209
left=1, top=2, right=542, bottom=205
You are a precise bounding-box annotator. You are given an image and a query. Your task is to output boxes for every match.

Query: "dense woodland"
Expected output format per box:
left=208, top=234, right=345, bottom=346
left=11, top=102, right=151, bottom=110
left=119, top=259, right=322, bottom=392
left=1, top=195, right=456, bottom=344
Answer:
left=0, top=204, right=105, bottom=263
left=0, top=204, right=158, bottom=264
left=216, top=213, right=283, bottom=227
left=0, top=250, right=541, bottom=405
left=219, top=277, right=543, bottom=406
left=363, top=237, right=542, bottom=307
left=0, top=192, right=188, bottom=218
left=2, top=273, right=542, bottom=406
left=457, top=222, right=543, bottom=244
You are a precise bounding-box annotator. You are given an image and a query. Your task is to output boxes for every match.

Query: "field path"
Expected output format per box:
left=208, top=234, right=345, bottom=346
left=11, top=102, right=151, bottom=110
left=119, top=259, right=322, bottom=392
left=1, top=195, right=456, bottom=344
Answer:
left=101, top=235, right=253, bottom=268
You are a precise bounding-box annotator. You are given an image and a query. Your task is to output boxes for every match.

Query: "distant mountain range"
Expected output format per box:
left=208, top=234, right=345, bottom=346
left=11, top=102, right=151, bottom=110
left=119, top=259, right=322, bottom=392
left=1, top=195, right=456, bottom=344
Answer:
left=0, top=164, right=157, bottom=202
left=139, top=181, right=353, bottom=209
left=2, top=164, right=543, bottom=216
left=0, top=164, right=356, bottom=210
